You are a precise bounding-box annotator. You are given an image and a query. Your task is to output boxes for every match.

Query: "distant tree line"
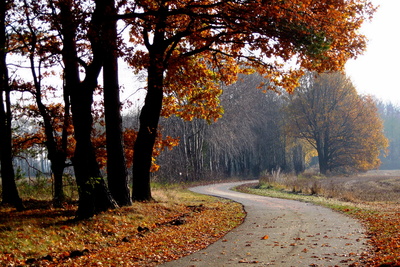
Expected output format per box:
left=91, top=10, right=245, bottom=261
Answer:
left=377, top=102, right=400, bottom=170
left=16, top=71, right=392, bottom=183
left=153, top=74, right=289, bottom=182
left=150, top=72, right=388, bottom=182
left=12, top=71, right=391, bottom=184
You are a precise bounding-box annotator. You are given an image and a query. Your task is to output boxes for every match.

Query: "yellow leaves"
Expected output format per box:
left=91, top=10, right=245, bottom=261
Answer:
left=286, top=72, right=388, bottom=174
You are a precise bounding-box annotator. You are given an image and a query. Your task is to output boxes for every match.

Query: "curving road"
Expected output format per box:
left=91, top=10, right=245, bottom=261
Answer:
left=160, top=181, right=369, bottom=267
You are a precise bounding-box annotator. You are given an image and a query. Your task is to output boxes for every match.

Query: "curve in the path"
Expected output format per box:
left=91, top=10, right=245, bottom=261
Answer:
left=160, top=181, right=369, bottom=267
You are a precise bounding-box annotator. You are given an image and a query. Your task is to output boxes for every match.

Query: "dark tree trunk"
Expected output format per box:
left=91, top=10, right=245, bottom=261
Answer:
left=54, top=77, right=72, bottom=207
left=52, top=155, right=66, bottom=207
left=131, top=9, right=167, bottom=202
left=0, top=0, right=23, bottom=210
left=318, top=156, right=328, bottom=175
left=316, top=143, right=329, bottom=175
left=292, top=143, right=305, bottom=175
left=131, top=52, right=164, bottom=201
left=0, top=92, right=23, bottom=210
left=101, top=0, right=131, bottom=206
left=58, top=0, right=117, bottom=219
left=71, top=63, right=118, bottom=219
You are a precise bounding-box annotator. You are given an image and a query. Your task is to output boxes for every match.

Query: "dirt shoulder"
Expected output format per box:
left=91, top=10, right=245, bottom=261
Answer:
left=161, top=181, right=369, bottom=266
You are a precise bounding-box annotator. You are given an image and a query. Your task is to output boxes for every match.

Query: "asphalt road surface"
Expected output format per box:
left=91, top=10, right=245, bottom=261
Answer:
left=160, top=181, right=369, bottom=267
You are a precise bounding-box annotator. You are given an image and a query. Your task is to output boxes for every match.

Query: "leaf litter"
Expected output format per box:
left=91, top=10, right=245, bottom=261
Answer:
left=0, top=188, right=245, bottom=266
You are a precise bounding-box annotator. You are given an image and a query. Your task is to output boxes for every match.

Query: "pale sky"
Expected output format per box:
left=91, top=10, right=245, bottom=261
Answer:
left=345, top=0, right=400, bottom=105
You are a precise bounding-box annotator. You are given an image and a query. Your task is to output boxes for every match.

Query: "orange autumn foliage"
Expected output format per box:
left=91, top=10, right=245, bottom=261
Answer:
left=286, top=72, right=388, bottom=174
left=125, top=0, right=375, bottom=99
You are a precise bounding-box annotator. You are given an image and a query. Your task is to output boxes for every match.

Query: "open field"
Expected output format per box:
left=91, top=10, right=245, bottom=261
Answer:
left=319, top=170, right=400, bottom=203
left=237, top=170, right=400, bottom=266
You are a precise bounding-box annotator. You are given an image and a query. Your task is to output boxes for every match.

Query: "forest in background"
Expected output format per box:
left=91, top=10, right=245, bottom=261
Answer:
left=154, top=72, right=391, bottom=182
left=13, top=71, right=393, bottom=184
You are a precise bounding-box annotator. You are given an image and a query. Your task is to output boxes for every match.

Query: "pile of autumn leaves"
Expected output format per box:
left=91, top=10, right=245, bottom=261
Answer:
left=353, top=206, right=400, bottom=266
left=0, top=189, right=245, bottom=266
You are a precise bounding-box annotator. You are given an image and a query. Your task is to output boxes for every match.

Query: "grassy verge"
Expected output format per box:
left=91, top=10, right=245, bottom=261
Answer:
left=235, top=182, right=400, bottom=266
left=0, top=187, right=245, bottom=266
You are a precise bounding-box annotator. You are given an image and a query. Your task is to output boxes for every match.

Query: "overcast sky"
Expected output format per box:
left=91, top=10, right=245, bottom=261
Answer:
left=345, top=0, right=400, bottom=105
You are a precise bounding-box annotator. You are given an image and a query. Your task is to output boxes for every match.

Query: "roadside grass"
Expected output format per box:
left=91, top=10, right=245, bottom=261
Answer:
left=235, top=173, right=400, bottom=266
left=0, top=184, right=245, bottom=266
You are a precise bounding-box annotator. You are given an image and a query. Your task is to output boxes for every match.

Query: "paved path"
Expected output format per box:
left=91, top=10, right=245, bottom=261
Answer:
left=160, top=181, right=369, bottom=266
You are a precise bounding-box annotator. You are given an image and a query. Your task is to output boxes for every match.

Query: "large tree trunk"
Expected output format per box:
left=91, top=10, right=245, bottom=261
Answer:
left=0, top=0, right=23, bottom=210
left=101, top=0, right=131, bottom=206
left=58, top=0, right=117, bottom=219
left=316, top=141, right=329, bottom=175
left=52, top=156, right=66, bottom=207
left=71, top=68, right=118, bottom=219
left=131, top=52, right=164, bottom=201
left=131, top=10, right=167, bottom=202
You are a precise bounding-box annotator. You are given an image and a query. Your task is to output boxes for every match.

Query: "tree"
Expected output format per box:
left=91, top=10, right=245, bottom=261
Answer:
left=286, top=72, right=388, bottom=174
left=101, top=0, right=131, bottom=207
left=54, top=0, right=118, bottom=219
left=0, top=0, right=23, bottom=210
left=9, top=0, right=72, bottom=207
left=120, top=0, right=374, bottom=200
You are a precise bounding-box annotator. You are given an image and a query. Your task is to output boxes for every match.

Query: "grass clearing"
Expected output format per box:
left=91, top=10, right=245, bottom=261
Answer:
left=235, top=171, right=400, bottom=266
left=0, top=186, right=245, bottom=266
